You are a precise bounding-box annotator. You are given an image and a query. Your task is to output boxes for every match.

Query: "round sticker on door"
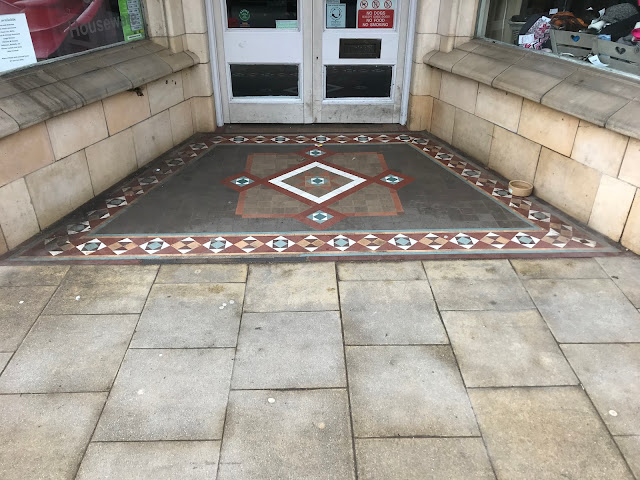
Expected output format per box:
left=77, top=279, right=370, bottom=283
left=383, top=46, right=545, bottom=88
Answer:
left=239, top=9, right=250, bottom=22
left=384, top=0, right=393, bottom=7
left=360, top=0, right=369, bottom=8
left=372, top=0, right=380, bottom=8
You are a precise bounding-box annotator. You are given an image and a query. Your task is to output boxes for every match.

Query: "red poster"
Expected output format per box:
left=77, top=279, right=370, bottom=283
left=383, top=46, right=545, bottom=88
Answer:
left=357, top=9, right=394, bottom=29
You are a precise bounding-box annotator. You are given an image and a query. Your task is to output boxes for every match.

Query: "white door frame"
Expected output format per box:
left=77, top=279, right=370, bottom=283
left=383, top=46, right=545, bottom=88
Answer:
left=206, top=0, right=417, bottom=126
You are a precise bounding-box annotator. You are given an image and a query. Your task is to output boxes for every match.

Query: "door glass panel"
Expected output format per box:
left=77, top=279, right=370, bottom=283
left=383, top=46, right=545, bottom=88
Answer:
left=325, top=65, right=392, bottom=98
left=326, top=0, right=396, bottom=29
left=230, top=65, right=299, bottom=97
left=226, top=0, right=298, bottom=28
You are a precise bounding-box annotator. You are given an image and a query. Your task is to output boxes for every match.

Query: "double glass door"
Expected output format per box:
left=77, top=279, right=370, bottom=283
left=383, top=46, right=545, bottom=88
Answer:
left=213, top=0, right=409, bottom=123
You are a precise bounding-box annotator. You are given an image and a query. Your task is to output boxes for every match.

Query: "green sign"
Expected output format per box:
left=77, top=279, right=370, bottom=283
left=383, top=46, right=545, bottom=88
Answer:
left=239, top=9, right=251, bottom=22
left=118, top=0, right=145, bottom=41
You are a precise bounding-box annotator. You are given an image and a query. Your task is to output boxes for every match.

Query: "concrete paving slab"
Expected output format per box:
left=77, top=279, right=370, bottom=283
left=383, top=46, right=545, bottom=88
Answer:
left=0, top=315, right=137, bottom=393
left=616, top=436, right=640, bottom=479
left=346, top=346, right=478, bottom=437
left=0, top=286, right=56, bottom=351
left=44, top=265, right=158, bottom=315
left=57, top=265, right=158, bottom=284
left=232, top=311, right=346, bottom=389
left=562, top=344, right=640, bottom=436
left=155, top=264, right=247, bottom=284
left=0, top=353, right=11, bottom=372
left=424, top=259, right=517, bottom=281
left=443, top=310, right=577, bottom=387
left=469, top=387, right=634, bottom=480
left=218, top=389, right=355, bottom=480
left=511, top=258, right=608, bottom=279
left=93, top=348, right=233, bottom=441
left=245, top=263, right=339, bottom=312
left=0, top=265, right=69, bottom=286
left=44, top=281, right=153, bottom=315
left=130, top=283, right=244, bottom=348
left=430, top=279, right=534, bottom=311
left=339, top=280, right=447, bottom=345
left=355, top=438, right=495, bottom=480
left=525, top=279, right=640, bottom=342
left=76, top=441, right=220, bottom=480
left=597, top=257, right=640, bottom=308
left=0, top=393, right=106, bottom=480
left=337, top=262, right=426, bottom=281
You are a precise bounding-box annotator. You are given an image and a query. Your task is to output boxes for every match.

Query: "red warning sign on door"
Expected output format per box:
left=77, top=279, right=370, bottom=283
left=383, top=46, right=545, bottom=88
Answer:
left=357, top=0, right=395, bottom=28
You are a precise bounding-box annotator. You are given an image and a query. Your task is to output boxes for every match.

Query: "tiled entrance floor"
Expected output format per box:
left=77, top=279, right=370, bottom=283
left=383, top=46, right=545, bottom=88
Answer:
left=1, top=258, right=639, bottom=479
left=3, top=132, right=617, bottom=263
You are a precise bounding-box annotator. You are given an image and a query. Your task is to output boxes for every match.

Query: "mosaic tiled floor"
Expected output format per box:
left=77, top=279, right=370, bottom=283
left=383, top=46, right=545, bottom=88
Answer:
left=6, top=133, right=618, bottom=262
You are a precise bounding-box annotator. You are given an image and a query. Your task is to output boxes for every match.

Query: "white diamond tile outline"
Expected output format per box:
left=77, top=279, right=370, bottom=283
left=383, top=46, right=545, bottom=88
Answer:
left=268, top=161, right=366, bottom=204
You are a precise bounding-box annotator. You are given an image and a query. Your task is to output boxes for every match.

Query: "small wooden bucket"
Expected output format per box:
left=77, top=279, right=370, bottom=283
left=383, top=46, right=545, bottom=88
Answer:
left=509, top=180, right=533, bottom=197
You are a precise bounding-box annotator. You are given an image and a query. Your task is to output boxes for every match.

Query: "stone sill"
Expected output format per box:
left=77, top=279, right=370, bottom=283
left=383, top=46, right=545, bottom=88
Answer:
left=424, top=39, right=640, bottom=141
left=0, top=40, right=199, bottom=140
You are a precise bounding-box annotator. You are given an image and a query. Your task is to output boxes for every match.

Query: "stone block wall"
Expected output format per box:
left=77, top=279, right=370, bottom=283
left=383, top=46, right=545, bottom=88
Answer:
left=0, top=0, right=216, bottom=255
left=415, top=71, right=640, bottom=254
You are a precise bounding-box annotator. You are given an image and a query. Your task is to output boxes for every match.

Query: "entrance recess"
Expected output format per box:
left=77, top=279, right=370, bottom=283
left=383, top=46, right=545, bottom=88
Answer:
left=212, top=0, right=410, bottom=123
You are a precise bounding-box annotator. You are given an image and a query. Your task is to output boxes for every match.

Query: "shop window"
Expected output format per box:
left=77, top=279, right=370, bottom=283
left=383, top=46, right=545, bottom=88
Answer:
left=477, top=0, right=640, bottom=76
left=0, top=0, right=145, bottom=74
left=226, top=0, right=298, bottom=28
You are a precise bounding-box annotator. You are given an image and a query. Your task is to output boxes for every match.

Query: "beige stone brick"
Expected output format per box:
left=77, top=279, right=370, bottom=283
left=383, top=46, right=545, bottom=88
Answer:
left=0, top=227, right=7, bottom=256
left=439, top=35, right=456, bottom=52
left=191, top=96, right=216, bottom=132
left=534, top=148, right=601, bottom=224
left=438, top=0, right=457, bottom=36
left=182, top=63, right=213, bottom=99
left=571, top=121, right=628, bottom=177
left=589, top=175, right=637, bottom=242
left=410, top=63, right=441, bottom=97
left=46, top=102, right=108, bottom=160
left=0, top=178, right=40, bottom=249
left=186, top=33, right=209, bottom=62
left=518, top=100, right=579, bottom=157
left=619, top=137, right=640, bottom=188
left=170, top=101, right=194, bottom=145
left=86, top=129, right=138, bottom=194
left=456, top=0, right=479, bottom=37
left=416, top=0, right=441, bottom=33
left=147, top=72, right=185, bottom=115
left=168, top=34, right=184, bottom=53
left=476, top=84, right=523, bottom=133
left=182, top=0, right=207, bottom=33
left=25, top=151, right=93, bottom=229
left=413, top=33, right=439, bottom=63
left=407, top=95, right=433, bottom=132
left=452, top=109, right=494, bottom=165
left=621, top=191, right=640, bottom=254
left=488, top=127, right=541, bottom=184
left=164, top=0, right=185, bottom=37
left=0, top=124, right=54, bottom=188
left=439, top=72, right=478, bottom=115
left=430, top=98, right=455, bottom=143
left=143, top=0, right=167, bottom=37
left=102, top=87, right=151, bottom=135
left=133, top=111, right=174, bottom=167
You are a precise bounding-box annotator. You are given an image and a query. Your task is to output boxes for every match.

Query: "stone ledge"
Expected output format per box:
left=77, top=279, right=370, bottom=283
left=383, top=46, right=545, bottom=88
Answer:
left=425, top=39, right=640, bottom=141
left=0, top=40, right=199, bottom=140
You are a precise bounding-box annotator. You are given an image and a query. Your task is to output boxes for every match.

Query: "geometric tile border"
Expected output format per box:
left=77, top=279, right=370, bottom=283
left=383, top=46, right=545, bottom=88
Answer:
left=7, top=132, right=616, bottom=262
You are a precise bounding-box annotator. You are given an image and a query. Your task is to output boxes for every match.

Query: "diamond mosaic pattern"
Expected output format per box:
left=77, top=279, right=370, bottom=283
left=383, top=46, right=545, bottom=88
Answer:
left=10, top=132, right=614, bottom=262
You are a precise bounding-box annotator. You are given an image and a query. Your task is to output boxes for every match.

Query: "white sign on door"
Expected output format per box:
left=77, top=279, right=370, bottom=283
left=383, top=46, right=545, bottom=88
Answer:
left=0, top=14, right=37, bottom=73
left=327, top=3, right=347, bottom=29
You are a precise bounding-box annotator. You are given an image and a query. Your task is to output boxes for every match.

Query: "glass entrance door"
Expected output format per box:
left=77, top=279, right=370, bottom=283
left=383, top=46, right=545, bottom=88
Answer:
left=214, top=0, right=408, bottom=123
